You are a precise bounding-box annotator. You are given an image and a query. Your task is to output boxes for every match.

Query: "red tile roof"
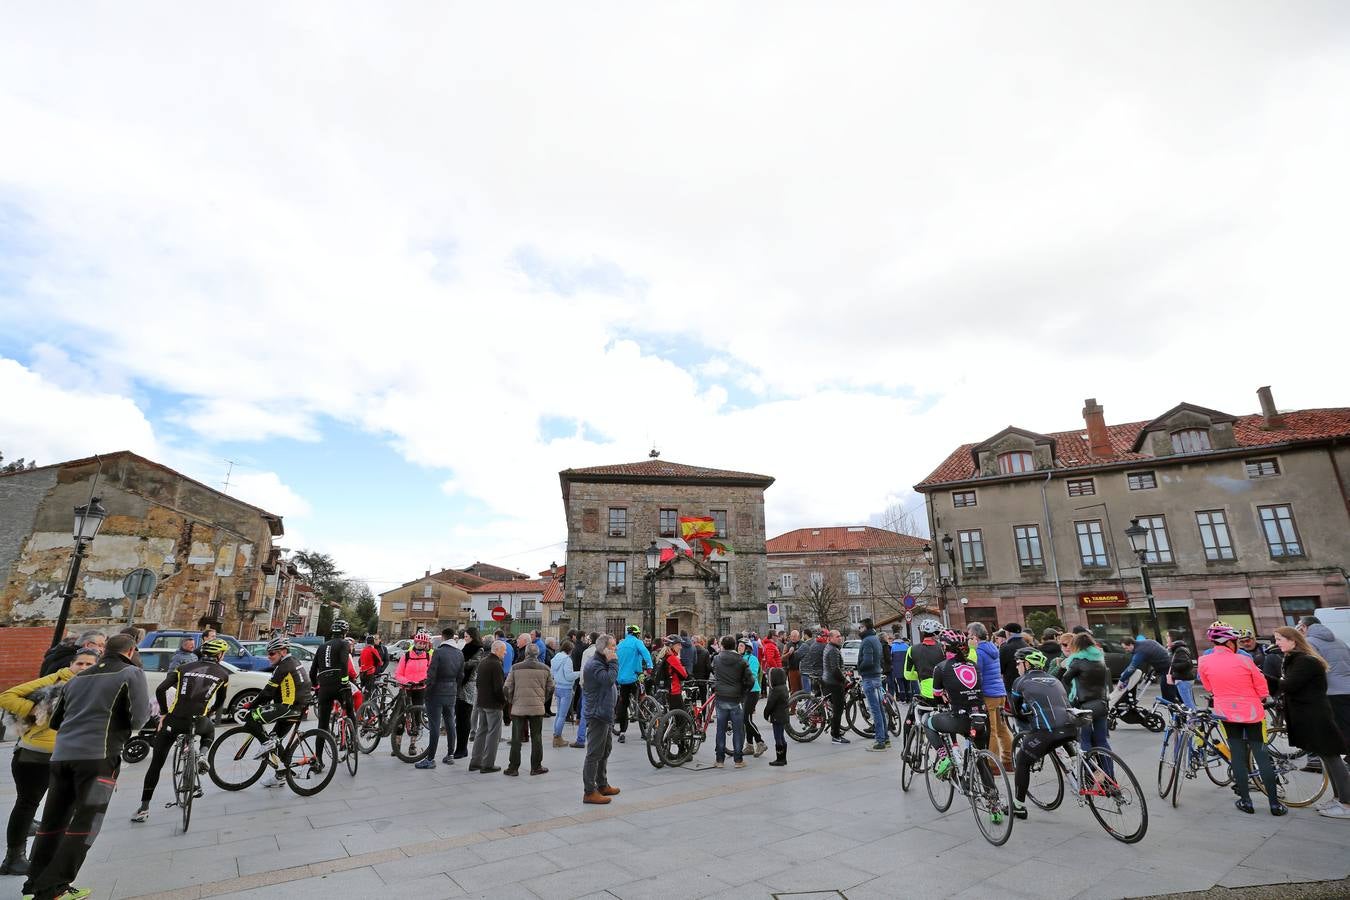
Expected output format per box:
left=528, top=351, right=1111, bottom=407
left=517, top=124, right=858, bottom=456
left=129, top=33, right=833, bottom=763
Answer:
left=767, top=526, right=930, bottom=554
left=916, top=408, right=1350, bottom=488
left=541, top=580, right=563, bottom=604
left=560, top=459, right=774, bottom=484
left=468, top=579, right=549, bottom=594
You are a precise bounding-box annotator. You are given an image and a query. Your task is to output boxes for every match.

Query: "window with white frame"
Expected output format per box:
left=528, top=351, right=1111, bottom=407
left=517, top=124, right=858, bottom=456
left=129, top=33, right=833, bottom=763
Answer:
left=422, top=584, right=433, bottom=598
left=1245, top=458, right=1280, bottom=478
left=1075, top=520, right=1109, bottom=567
left=809, top=571, right=824, bottom=590
left=659, top=508, right=678, bottom=537
left=780, top=573, right=795, bottom=594
left=908, top=570, right=926, bottom=592
left=1258, top=504, right=1303, bottom=558
left=1170, top=429, right=1211, bottom=454
left=607, top=508, right=628, bottom=537
left=606, top=560, right=626, bottom=593
left=1127, top=471, right=1157, bottom=491
left=849, top=604, right=863, bottom=624
left=952, top=490, right=977, bottom=508
left=845, top=571, right=862, bottom=595
left=1196, top=510, right=1235, bottom=561
left=711, top=509, right=728, bottom=538
left=1136, top=515, right=1174, bottom=564
left=958, top=529, right=986, bottom=573
left=1066, top=478, right=1095, bottom=497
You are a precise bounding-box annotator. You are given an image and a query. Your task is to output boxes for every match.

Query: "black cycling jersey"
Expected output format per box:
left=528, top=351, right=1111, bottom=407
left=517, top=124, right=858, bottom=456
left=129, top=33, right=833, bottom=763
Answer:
left=311, top=638, right=352, bottom=688
left=261, top=653, right=312, bottom=708
left=932, top=657, right=983, bottom=714
left=1010, top=669, right=1076, bottom=731
left=156, top=659, right=230, bottom=722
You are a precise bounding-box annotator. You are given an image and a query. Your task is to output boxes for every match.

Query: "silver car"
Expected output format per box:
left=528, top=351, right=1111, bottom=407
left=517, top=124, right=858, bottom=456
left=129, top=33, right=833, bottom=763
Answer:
left=842, top=639, right=861, bottom=667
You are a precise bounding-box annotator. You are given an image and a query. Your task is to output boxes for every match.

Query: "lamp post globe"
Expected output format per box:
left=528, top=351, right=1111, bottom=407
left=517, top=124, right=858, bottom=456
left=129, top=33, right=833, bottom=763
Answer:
left=1124, top=518, right=1150, bottom=558
left=73, top=497, right=108, bottom=543
left=644, top=541, right=661, bottom=571
left=922, top=544, right=934, bottom=566
left=52, top=496, right=109, bottom=649
left=940, top=533, right=953, bottom=557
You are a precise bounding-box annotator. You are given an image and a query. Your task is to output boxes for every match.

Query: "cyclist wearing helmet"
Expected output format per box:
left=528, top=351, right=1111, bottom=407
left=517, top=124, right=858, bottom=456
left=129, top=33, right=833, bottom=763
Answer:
left=131, top=639, right=231, bottom=822
left=903, top=619, right=946, bottom=700
left=925, top=630, right=985, bottom=777
left=657, top=636, right=688, bottom=711
left=246, top=637, right=313, bottom=783
left=311, top=619, right=356, bottom=749
left=614, top=625, right=652, bottom=743
left=1197, top=622, right=1285, bottom=816
left=1008, top=646, right=1080, bottom=820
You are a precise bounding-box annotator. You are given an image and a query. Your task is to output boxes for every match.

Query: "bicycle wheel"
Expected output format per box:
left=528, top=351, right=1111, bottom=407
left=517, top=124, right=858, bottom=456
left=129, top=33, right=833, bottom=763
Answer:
left=355, top=703, right=382, bottom=754
left=924, top=739, right=955, bottom=813
left=637, top=696, right=663, bottom=741
left=1156, top=728, right=1179, bottom=800
left=343, top=718, right=359, bottom=776
left=786, top=693, right=824, bottom=742
left=967, top=749, right=1015, bottom=847
left=1169, top=735, right=1187, bottom=809
left=658, top=709, right=695, bottom=766
left=1025, top=747, right=1065, bottom=811
left=1202, top=722, right=1233, bottom=787
left=644, top=713, right=666, bottom=769
left=848, top=694, right=873, bottom=739
left=208, top=725, right=268, bottom=791
left=1081, top=748, right=1148, bottom=844
left=1259, top=731, right=1328, bottom=808
left=284, top=729, right=338, bottom=797
left=172, top=738, right=195, bottom=833
left=900, top=722, right=920, bottom=792
left=390, top=704, right=425, bottom=763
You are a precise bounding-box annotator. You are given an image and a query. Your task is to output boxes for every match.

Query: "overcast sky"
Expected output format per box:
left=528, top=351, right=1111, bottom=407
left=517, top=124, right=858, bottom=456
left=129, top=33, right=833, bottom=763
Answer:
left=2, top=3, right=1347, bottom=593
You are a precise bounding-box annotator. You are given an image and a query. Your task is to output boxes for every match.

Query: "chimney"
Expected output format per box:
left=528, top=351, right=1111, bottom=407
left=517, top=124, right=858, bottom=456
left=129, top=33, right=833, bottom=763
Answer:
left=1082, top=398, right=1112, bottom=458
left=425, top=569, right=430, bottom=578
left=1257, top=386, right=1285, bottom=429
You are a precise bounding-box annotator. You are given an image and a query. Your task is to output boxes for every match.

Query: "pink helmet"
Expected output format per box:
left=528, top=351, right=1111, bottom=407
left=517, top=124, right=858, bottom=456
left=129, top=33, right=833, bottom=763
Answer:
left=412, top=632, right=432, bottom=650
left=1206, top=621, right=1240, bottom=645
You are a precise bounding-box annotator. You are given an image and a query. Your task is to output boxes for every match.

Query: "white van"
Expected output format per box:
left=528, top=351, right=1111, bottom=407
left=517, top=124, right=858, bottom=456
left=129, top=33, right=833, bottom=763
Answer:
left=1314, top=607, right=1350, bottom=646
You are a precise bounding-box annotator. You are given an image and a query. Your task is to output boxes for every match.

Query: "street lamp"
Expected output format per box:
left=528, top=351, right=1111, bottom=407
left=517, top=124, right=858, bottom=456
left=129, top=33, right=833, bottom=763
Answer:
left=574, top=583, right=585, bottom=632
left=643, top=541, right=661, bottom=638
left=549, top=560, right=558, bottom=579
left=1124, top=518, right=1164, bottom=643
left=51, top=496, right=109, bottom=648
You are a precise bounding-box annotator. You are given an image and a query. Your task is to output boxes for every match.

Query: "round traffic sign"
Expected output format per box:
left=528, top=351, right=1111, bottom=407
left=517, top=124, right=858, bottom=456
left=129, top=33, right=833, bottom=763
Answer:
left=491, top=606, right=508, bottom=622
left=902, top=594, right=916, bottom=609
left=122, top=568, right=157, bottom=601
left=904, top=611, right=914, bottom=623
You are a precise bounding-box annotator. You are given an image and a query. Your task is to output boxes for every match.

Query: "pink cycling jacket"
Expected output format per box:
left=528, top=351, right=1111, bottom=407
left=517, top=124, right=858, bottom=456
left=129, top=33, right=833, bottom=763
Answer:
left=396, top=650, right=431, bottom=686
left=1197, top=645, right=1268, bottom=724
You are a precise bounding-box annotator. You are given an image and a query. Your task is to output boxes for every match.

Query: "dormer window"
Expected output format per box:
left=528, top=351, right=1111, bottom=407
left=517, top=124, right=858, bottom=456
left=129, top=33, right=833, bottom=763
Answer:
left=998, top=451, right=1034, bottom=474
left=1170, top=429, right=1211, bottom=454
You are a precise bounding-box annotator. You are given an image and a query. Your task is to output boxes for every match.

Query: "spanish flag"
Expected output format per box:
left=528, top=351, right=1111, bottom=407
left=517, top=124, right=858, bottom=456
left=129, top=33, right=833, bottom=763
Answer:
left=679, top=516, right=716, bottom=542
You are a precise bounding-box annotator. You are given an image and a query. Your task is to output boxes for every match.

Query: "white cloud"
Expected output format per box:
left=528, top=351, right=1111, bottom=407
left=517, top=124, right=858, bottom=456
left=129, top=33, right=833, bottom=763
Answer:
left=0, top=358, right=158, bottom=463
left=1, top=4, right=1347, bottom=582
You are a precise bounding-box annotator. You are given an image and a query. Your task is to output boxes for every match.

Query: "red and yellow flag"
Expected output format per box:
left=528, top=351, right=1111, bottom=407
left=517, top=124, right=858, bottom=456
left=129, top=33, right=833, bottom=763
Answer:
left=679, top=516, right=716, bottom=542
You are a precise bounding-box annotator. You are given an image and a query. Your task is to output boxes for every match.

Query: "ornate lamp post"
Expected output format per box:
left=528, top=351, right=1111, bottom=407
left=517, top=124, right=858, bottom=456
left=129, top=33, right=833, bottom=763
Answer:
left=51, top=496, right=109, bottom=648
left=644, top=540, right=661, bottom=638
left=768, top=580, right=780, bottom=632
left=574, top=583, right=585, bottom=632
left=1124, top=518, right=1164, bottom=642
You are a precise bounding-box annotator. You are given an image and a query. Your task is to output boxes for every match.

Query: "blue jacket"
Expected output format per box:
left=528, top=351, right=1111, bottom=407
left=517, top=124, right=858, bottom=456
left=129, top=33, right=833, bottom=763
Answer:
left=856, top=630, right=885, bottom=677
left=1119, top=639, right=1171, bottom=683
left=616, top=634, right=653, bottom=685
left=501, top=641, right=514, bottom=675
left=743, top=651, right=762, bottom=695
left=889, top=640, right=909, bottom=677
left=534, top=637, right=547, bottom=661
left=975, top=641, right=1006, bottom=698
left=583, top=654, right=618, bottom=723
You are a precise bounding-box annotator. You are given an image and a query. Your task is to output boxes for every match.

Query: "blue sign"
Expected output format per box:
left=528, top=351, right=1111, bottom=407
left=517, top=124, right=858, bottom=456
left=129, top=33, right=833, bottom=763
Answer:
left=902, top=595, right=916, bottom=609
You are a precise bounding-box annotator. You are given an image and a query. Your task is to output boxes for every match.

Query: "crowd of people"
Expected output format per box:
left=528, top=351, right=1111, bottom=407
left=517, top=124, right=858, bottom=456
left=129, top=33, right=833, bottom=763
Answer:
left=3, top=612, right=1350, bottom=899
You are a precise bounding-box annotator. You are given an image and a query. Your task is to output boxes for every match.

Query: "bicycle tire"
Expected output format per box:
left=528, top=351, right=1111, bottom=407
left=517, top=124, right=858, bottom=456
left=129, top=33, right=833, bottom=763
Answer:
left=355, top=704, right=382, bottom=754
left=1156, top=728, right=1179, bottom=800
left=900, top=723, right=919, bottom=792
left=172, top=736, right=194, bottom=833
left=1258, top=730, right=1327, bottom=808
left=658, top=709, right=696, bottom=767
left=343, top=718, right=359, bottom=776
left=208, top=725, right=268, bottom=791
left=1201, top=721, right=1233, bottom=787
left=924, top=739, right=955, bottom=813
left=848, top=694, right=872, bottom=739
left=644, top=713, right=666, bottom=769
left=637, top=696, right=663, bottom=741
left=1025, top=747, right=1065, bottom=811
left=285, top=729, right=338, bottom=796
left=785, top=692, right=825, bottom=742
left=390, top=703, right=425, bottom=763
left=1081, top=748, right=1148, bottom=844
left=967, top=749, right=1015, bottom=847
left=1169, top=733, right=1187, bottom=809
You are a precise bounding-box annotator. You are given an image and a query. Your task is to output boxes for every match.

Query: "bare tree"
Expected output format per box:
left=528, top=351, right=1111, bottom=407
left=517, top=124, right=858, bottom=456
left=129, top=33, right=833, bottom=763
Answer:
left=800, top=572, right=847, bottom=632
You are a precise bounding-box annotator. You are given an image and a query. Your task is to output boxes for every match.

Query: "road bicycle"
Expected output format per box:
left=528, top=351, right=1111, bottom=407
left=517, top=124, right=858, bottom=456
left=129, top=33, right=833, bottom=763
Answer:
left=355, top=674, right=397, bottom=754
left=387, top=682, right=429, bottom=762
left=784, top=688, right=835, bottom=742
left=847, top=674, right=901, bottom=740
left=207, top=710, right=339, bottom=797
left=898, top=697, right=940, bottom=792
left=327, top=694, right=360, bottom=776
left=651, top=680, right=718, bottom=767
left=1014, top=714, right=1148, bottom=843
left=166, top=728, right=204, bottom=833
left=922, top=710, right=1015, bottom=846
left=612, top=675, right=663, bottom=741
left=1154, top=700, right=1230, bottom=806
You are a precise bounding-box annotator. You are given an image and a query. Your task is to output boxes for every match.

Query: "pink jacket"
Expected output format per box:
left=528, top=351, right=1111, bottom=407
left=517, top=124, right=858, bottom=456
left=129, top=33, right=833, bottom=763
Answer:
left=396, top=650, right=430, bottom=686
left=1197, top=645, right=1268, bottom=724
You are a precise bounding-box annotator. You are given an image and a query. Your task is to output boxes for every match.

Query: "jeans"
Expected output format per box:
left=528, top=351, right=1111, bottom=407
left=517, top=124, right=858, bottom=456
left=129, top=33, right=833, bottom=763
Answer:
left=423, top=690, right=457, bottom=760
left=772, top=721, right=786, bottom=748
left=1223, top=720, right=1279, bottom=806
left=24, top=758, right=118, bottom=900
left=582, top=719, right=611, bottom=793
left=861, top=675, right=888, bottom=744
left=454, top=697, right=473, bottom=756
left=576, top=692, right=588, bottom=744
left=1175, top=680, right=1196, bottom=710
left=1079, top=714, right=1111, bottom=757
left=553, top=688, right=573, bottom=738
left=7, top=750, right=49, bottom=850
left=508, top=715, right=543, bottom=772
left=469, top=707, right=503, bottom=770
left=715, top=700, right=745, bottom=762
left=800, top=673, right=813, bottom=695
left=1159, top=679, right=1181, bottom=705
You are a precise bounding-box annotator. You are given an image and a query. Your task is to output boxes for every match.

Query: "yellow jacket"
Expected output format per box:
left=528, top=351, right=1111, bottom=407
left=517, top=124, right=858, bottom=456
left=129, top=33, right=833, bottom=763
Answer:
left=0, top=668, right=74, bottom=754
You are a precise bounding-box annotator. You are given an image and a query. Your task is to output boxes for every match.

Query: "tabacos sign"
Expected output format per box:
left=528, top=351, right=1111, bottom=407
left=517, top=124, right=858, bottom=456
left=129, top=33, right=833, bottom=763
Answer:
left=1078, top=591, right=1128, bottom=609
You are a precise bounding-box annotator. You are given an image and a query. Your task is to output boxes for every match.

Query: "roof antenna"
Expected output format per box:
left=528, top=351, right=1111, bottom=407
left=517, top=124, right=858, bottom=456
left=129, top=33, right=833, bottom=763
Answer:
left=222, top=459, right=235, bottom=494
left=649, top=445, right=660, bottom=459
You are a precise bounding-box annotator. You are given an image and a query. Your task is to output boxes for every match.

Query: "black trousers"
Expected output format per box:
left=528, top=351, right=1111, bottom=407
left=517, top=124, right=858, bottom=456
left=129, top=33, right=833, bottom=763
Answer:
left=743, top=694, right=763, bottom=744
left=23, top=757, right=118, bottom=900
left=454, top=697, right=473, bottom=756
left=827, top=683, right=846, bottom=738
left=316, top=684, right=356, bottom=735
left=140, top=718, right=213, bottom=806
left=508, top=715, right=544, bottom=771
left=616, top=682, right=640, bottom=733
left=7, top=749, right=49, bottom=849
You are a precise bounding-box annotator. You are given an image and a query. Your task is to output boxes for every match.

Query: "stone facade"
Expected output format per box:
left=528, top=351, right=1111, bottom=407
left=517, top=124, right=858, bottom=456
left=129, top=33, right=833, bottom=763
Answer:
left=377, top=568, right=488, bottom=639
left=559, top=459, right=774, bottom=637
left=915, top=389, right=1350, bottom=645
left=0, top=452, right=283, bottom=638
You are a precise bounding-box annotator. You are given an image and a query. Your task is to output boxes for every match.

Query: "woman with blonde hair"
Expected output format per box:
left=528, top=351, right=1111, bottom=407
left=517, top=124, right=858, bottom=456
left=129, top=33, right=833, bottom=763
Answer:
left=1273, top=626, right=1350, bottom=819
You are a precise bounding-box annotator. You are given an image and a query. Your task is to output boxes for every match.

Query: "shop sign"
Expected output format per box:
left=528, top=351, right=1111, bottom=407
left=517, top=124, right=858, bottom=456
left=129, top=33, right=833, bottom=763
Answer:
left=1078, top=591, right=1128, bottom=609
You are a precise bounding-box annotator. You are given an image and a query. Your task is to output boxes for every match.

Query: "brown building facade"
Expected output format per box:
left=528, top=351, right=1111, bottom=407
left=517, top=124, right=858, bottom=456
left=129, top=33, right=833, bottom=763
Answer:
left=0, top=451, right=284, bottom=638
left=377, top=567, right=488, bottom=639
left=914, top=389, right=1350, bottom=646
left=560, top=458, right=774, bottom=637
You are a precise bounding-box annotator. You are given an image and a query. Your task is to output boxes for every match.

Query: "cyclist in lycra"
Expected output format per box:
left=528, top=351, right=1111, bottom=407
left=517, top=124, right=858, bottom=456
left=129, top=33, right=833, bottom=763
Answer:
left=311, top=619, right=356, bottom=757
left=130, top=638, right=231, bottom=823
left=1007, top=647, right=1080, bottom=820
left=903, top=619, right=946, bottom=700
left=247, top=636, right=313, bottom=785
left=925, top=629, right=986, bottom=778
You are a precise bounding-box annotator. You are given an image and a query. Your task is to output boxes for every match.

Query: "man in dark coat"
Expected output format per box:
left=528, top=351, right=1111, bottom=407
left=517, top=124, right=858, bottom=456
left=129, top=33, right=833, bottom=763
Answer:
left=418, top=627, right=464, bottom=769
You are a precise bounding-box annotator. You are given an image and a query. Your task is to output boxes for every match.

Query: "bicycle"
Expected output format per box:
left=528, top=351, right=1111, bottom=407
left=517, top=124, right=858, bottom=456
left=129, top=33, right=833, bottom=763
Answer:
left=1014, top=713, right=1149, bottom=843
left=784, top=688, right=835, bottom=742
left=846, top=672, right=901, bottom=740
left=612, top=675, right=663, bottom=741
left=207, top=710, right=339, bottom=797
left=166, top=729, right=203, bottom=833
left=1155, top=700, right=1230, bottom=806
left=652, top=681, right=718, bottom=767
left=921, top=710, right=1015, bottom=846
left=355, top=674, right=396, bottom=754
left=1202, top=702, right=1327, bottom=808
left=898, top=697, right=939, bottom=792
left=328, top=694, right=359, bottom=776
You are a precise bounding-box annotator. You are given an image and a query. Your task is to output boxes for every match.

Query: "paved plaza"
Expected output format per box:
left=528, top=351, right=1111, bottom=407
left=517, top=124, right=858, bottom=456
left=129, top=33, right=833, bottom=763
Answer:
left=3, top=704, right=1347, bottom=900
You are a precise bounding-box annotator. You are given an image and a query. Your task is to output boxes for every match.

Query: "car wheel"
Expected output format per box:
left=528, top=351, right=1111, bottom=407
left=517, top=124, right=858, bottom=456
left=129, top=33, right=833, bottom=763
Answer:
left=229, top=689, right=261, bottom=723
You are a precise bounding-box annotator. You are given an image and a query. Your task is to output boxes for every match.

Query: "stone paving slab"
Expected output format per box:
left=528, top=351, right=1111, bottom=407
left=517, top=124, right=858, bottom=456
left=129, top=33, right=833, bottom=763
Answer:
left=2, top=701, right=1348, bottom=900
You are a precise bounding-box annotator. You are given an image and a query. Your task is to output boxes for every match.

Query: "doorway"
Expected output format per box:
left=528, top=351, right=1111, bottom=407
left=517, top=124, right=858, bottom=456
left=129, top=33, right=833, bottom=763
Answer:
left=665, top=617, right=679, bottom=637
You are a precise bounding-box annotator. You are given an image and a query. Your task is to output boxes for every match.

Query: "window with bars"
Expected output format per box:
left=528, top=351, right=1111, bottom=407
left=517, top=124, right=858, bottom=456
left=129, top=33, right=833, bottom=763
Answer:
left=998, top=451, right=1034, bottom=474
left=1196, top=510, right=1235, bottom=561
left=952, top=490, right=977, bottom=508
left=1013, top=524, right=1043, bottom=568
left=780, top=573, right=795, bottom=594
left=1136, top=515, right=1174, bottom=563
left=659, top=508, right=678, bottom=537
left=719, top=617, right=732, bottom=636
left=607, top=507, right=627, bottom=537
left=908, top=570, right=926, bottom=592
left=1066, top=478, right=1095, bottom=497
left=1075, top=520, right=1109, bottom=567
left=1245, top=458, right=1280, bottom=478
left=1127, top=471, right=1157, bottom=491
left=1258, top=504, right=1303, bottom=558
left=606, top=617, right=626, bottom=637
left=711, top=509, right=728, bottom=538
left=958, top=529, right=985, bottom=573
left=1170, top=429, right=1211, bottom=454
left=606, top=560, right=627, bottom=593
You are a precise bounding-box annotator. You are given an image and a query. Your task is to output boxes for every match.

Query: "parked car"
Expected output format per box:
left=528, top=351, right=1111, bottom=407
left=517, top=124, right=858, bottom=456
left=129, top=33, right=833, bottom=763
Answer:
left=240, top=641, right=314, bottom=663
left=842, top=639, right=861, bottom=667
left=1315, top=606, right=1350, bottom=646
left=139, top=630, right=270, bottom=672
left=137, top=647, right=273, bottom=721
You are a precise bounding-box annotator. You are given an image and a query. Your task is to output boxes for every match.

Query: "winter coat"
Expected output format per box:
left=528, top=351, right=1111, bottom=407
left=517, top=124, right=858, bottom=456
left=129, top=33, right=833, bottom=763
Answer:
left=50, top=653, right=150, bottom=763
left=798, top=639, right=825, bottom=677
left=503, top=658, right=555, bottom=717
left=582, top=653, right=618, bottom=723
left=856, top=629, right=885, bottom=678
left=762, top=681, right=790, bottom=726
left=550, top=652, right=577, bottom=690
left=426, top=643, right=465, bottom=696
left=1305, top=624, right=1350, bottom=695
left=1168, top=641, right=1196, bottom=681
left=0, top=668, right=75, bottom=754
left=1279, top=651, right=1348, bottom=756
left=760, top=639, right=783, bottom=671
left=713, top=650, right=754, bottom=703
left=1060, top=645, right=1109, bottom=707
left=742, top=651, right=761, bottom=695
left=474, top=652, right=507, bottom=710
left=1198, top=646, right=1268, bottom=724
left=999, top=635, right=1030, bottom=689
left=167, top=650, right=198, bottom=673
left=820, top=643, right=845, bottom=687
left=616, top=634, right=653, bottom=685
left=692, top=644, right=712, bottom=680
left=39, top=643, right=78, bottom=677
left=395, top=649, right=431, bottom=686
left=974, top=641, right=1006, bottom=698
